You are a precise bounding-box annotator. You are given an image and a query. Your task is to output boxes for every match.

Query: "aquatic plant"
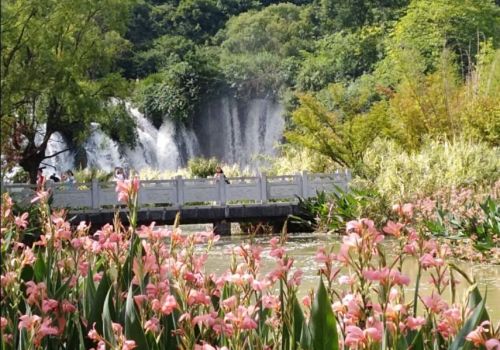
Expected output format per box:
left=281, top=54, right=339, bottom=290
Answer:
left=1, top=182, right=499, bottom=349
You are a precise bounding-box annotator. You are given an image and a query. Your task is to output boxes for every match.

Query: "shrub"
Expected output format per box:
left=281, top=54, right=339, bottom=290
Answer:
left=188, top=157, right=219, bottom=178
left=357, top=138, right=500, bottom=204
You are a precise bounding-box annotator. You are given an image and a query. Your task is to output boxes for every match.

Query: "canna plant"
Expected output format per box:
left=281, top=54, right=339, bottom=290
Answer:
left=1, top=179, right=499, bottom=349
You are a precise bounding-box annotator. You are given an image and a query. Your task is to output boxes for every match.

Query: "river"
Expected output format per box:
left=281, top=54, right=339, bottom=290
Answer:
left=201, top=232, right=500, bottom=322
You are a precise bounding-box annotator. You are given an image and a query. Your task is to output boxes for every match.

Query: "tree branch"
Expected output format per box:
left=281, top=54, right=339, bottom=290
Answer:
left=44, top=148, right=71, bottom=160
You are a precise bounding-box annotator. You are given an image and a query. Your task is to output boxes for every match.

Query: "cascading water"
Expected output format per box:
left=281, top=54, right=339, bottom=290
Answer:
left=194, top=97, right=285, bottom=167
left=43, top=97, right=285, bottom=173
left=35, top=127, right=75, bottom=174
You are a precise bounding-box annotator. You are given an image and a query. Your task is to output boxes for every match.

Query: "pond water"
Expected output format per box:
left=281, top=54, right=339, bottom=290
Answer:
left=200, top=232, right=500, bottom=322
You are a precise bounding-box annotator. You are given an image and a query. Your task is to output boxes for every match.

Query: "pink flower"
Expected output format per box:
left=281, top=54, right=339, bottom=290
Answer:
left=486, top=339, right=500, bottom=350
left=62, top=300, right=76, bottom=313
left=122, top=340, right=137, bottom=350
left=466, top=327, right=485, bottom=346
left=383, top=221, right=404, bottom=237
left=42, top=299, right=59, bottom=313
left=39, top=318, right=59, bottom=337
left=187, top=290, right=211, bottom=306
left=18, top=314, right=41, bottom=330
left=262, top=295, right=280, bottom=310
left=14, top=212, right=29, bottom=229
left=115, top=181, right=130, bottom=203
left=132, top=176, right=140, bottom=193
left=31, top=191, right=50, bottom=203
left=422, top=292, right=447, bottom=313
left=160, top=295, right=177, bottom=315
left=144, top=318, right=160, bottom=333
left=241, top=316, right=257, bottom=330
left=302, top=295, right=311, bottom=308
left=406, top=316, right=426, bottom=330
left=221, top=296, right=237, bottom=310
left=419, top=254, right=444, bottom=269
left=345, top=326, right=366, bottom=348
left=0, top=317, right=7, bottom=329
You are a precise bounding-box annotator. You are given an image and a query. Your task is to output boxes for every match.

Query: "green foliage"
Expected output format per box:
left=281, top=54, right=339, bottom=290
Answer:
left=135, top=63, right=201, bottom=124
left=187, top=157, right=219, bottom=177
left=100, top=102, right=138, bottom=149
left=359, top=138, right=500, bottom=203
left=285, top=84, right=391, bottom=171
left=296, top=27, right=384, bottom=91
left=425, top=197, right=500, bottom=251
left=296, top=186, right=381, bottom=232
left=74, top=168, right=114, bottom=183
left=1, top=0, right=133, bottom=181
left=387, top=0, right=500, bottom=72
left=301, top=278, right=338, bottom=350
left=217, top=3, right=314, bottom=96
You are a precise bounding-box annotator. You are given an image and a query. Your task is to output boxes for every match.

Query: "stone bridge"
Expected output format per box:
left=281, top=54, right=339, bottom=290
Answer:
left=3, top=171, right=351, bottom=235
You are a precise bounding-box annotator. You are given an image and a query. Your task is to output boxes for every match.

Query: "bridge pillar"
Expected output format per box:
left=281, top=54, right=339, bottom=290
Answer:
left=213, top=220, right=231, bottom=236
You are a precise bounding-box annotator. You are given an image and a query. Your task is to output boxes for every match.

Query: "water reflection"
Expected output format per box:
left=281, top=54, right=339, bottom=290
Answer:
left=203, top=232, right=500, bottom=321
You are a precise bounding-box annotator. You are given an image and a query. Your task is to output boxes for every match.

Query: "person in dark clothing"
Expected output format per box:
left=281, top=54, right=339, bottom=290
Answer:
left=214, top=166, right=230, bottom=184
left=50, top=173, right=61, bottom=182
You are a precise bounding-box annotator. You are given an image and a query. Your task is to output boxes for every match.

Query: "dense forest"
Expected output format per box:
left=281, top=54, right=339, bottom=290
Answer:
left=1, top=0, right=499, bottom=181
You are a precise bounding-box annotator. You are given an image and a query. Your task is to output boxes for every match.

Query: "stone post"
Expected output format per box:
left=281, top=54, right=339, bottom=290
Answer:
left=259, top=173, right=268, bottom=203
left=176, top=176, right=184, bottom=206
left=91, top=178, right=100, bottom=209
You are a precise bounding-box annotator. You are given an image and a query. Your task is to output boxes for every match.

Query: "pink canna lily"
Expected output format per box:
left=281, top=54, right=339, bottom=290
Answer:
left=14, top=212, right=29, bottom=229
left=422, top=292, right=448, bottom=313
left=485, top=338, right=500, bottom=350
left=383, top=220, right=404, bottom=237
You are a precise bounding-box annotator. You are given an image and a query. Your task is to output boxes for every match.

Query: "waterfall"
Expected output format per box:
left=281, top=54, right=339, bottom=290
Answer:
left=157, top=119, right=180, bottom=170
left=83, top=123, right=122, bottom=172
left=194, top=97, right=285, bottom=167
left=34, top=126, right=74, bottom=175
left=42, top=96, right=285, bottom=173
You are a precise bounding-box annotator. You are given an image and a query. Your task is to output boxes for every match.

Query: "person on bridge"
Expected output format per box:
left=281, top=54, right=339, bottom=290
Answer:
left=214, top=166, right=230, bottom=184
left=36, top=168, right=45, bottom=190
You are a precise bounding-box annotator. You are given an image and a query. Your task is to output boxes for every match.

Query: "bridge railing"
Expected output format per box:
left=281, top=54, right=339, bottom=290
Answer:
left=2, top=170, right=351, bottom=210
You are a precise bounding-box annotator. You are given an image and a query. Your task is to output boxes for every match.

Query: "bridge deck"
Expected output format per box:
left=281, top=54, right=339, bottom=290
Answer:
left=69, top=202, right=305, bottom=228
left=3, top=171, right=349, bottom=234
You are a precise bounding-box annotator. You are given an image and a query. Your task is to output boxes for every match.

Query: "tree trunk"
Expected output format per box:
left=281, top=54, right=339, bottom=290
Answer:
left=19, top=149, right=46, bottom=184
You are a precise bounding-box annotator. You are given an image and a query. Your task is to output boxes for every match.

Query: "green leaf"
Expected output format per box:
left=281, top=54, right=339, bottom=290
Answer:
left=305, top=278, right=338, bottom=350
left=448, top=296, right=487, bottom=350
left=160, top=313, right=179, bottom=349
left=292, top=294, right=305, bottom=350
left=33, top=250, right=47, bottom=282
left=408, top=329, right=424, bottom=350
left=19, top=265, right=34, bottom=282
left=84, top=265, right=96, bottom=320
left=54, top=275, right=72, bottom=299
left=125, top=285, right=149, bottom=350
left=89, top=272, right=111, bottom=334
left=103, top=287, right=117, bottom=348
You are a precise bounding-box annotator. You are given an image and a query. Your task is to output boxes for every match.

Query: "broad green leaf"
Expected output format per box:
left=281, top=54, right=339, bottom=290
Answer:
left=84, top=265, right=96, bottom=320
left=292, top=294, right=305, bottom=350
left=19, top=265, right=34, bottom=282
left=161, top=313, right=179, bottom=349
left=88, top=272, right=111, bottom=335
left=448, top=297, right=487, bottom=350
left=33, top=250, right=46, bottom=282
left=125, top=285, right=149, bottom=350
left=408, top=330, right=424, bottom=350
left=306, top=278, right=338, bottom=350
left=55, top=275, right=72, bottom=299
left=103, top=287, right=117, bottom=347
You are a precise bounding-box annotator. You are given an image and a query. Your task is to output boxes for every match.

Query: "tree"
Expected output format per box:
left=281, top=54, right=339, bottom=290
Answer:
left=285, top=84, right=390, bottom=173
left=387, top=0, right=500, bottom=73
left=218, top=3, right=314, bottom=97
left=1, top=0, right=134, bottom=182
